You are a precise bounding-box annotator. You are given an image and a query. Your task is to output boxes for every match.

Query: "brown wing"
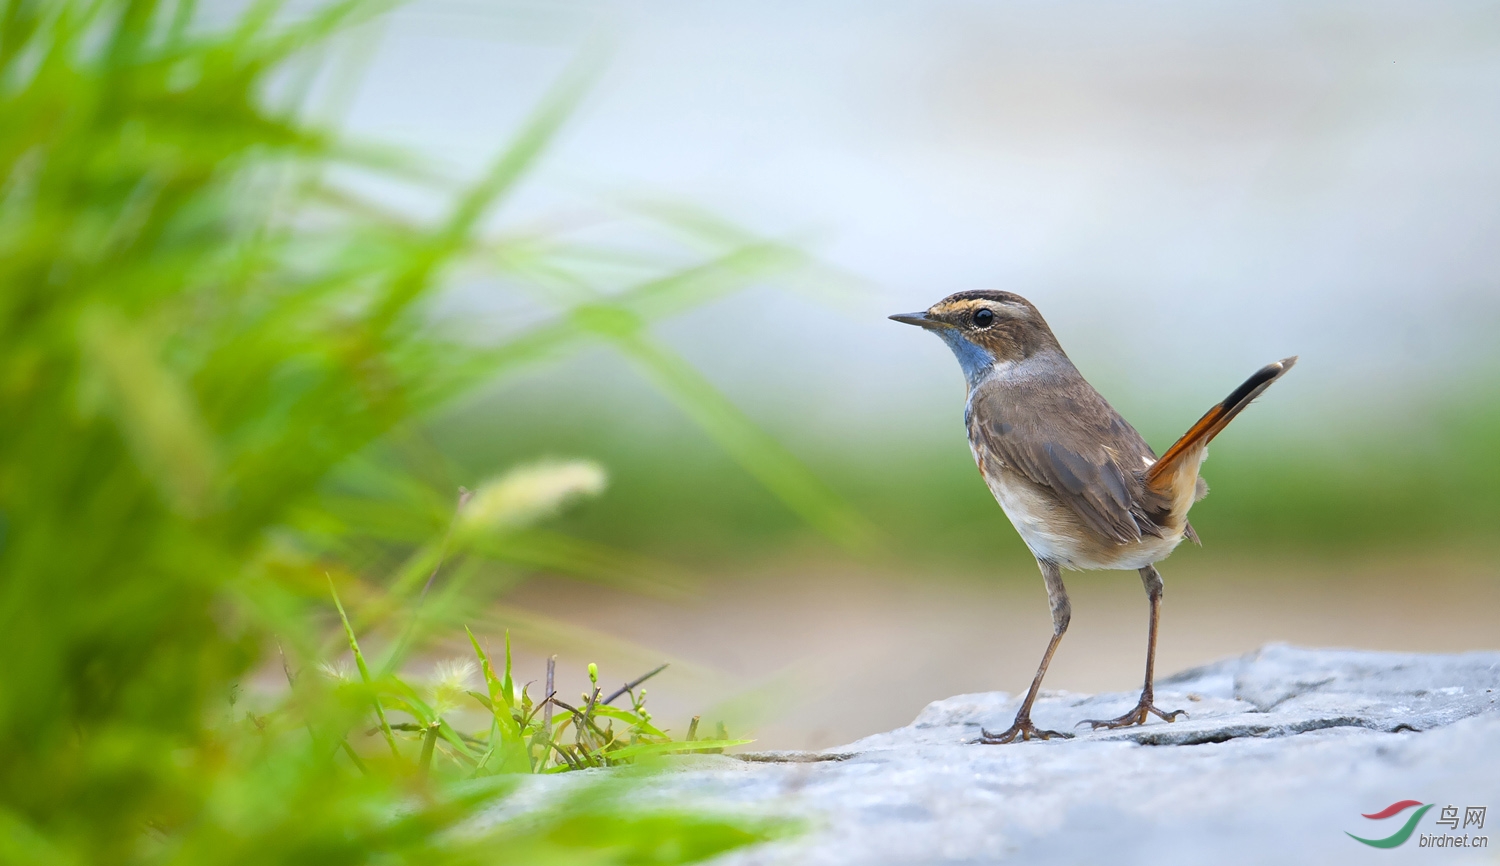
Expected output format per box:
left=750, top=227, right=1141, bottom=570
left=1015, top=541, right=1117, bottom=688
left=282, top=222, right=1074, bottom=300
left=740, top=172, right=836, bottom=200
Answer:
left=967, top=371, right=1173, bottom=545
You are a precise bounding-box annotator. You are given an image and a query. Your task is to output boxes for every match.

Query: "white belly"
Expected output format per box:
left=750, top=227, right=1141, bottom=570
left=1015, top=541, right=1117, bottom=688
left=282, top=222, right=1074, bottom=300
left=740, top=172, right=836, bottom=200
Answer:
left=984, top=468, right=1185, bottom=571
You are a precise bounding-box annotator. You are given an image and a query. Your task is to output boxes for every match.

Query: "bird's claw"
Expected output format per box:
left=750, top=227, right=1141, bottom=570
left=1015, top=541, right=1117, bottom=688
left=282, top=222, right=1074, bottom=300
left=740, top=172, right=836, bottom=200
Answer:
left=1077, top=697, right=1186, bottom=730
left=976, top=715, right=1074, bottom=744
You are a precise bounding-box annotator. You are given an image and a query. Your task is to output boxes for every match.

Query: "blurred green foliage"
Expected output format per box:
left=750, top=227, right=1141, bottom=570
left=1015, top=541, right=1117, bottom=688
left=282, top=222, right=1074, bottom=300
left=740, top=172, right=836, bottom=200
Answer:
left=438, top=386, right=1500, bottom=570
left=0, top=0, right=824, bottom=862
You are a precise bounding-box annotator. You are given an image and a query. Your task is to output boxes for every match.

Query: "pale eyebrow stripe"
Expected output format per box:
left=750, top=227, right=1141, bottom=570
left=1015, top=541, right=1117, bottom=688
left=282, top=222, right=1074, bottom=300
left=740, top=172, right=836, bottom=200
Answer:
left=948, top=300, right=1023, bottom=316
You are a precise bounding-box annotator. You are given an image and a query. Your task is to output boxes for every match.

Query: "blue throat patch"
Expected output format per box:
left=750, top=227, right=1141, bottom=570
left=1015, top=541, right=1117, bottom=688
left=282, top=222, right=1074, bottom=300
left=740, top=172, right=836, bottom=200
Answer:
left=936, top=329, right=996, bottom=385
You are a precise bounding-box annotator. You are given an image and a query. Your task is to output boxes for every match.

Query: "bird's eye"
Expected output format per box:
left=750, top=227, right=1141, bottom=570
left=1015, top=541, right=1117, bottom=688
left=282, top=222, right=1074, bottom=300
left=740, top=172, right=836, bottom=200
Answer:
left=973, top=308, right=995, bottom=327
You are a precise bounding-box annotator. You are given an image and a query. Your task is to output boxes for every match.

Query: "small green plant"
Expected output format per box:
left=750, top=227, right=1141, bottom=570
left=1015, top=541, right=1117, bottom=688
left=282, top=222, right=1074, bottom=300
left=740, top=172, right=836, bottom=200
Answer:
left=321, top=579, right=748, bottom=778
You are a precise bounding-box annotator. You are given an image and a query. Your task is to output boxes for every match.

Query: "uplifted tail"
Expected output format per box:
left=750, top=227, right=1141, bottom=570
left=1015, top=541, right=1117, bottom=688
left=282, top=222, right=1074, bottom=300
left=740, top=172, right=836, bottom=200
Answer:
left=1145, top=356, right=1297, bottom=490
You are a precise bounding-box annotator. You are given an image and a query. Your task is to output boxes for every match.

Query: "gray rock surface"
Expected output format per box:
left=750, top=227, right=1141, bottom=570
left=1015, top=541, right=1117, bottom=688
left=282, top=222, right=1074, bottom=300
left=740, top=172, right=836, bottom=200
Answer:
left=648, top=645, right=1500, bottom=864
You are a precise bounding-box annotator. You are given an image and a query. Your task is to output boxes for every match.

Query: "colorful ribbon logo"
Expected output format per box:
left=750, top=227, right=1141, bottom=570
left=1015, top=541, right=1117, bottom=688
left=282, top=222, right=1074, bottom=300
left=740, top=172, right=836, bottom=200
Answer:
left=1348, top=801, right=1433, bottom=848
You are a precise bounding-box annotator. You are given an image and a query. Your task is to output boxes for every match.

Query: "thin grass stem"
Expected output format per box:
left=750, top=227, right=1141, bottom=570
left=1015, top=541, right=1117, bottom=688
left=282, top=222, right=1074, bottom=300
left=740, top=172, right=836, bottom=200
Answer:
left=329, top=576, right=400, bottom=760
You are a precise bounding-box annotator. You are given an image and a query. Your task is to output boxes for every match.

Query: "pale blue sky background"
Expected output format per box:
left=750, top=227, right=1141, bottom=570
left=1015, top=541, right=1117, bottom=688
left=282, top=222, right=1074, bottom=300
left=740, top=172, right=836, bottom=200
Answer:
left=332, top=0, right=1500, bottom=444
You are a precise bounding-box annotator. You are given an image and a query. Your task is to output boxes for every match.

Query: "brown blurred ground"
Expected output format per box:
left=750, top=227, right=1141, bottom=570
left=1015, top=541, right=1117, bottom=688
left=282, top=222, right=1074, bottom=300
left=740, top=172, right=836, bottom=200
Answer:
left=498, top=551, right=1500, bottom=751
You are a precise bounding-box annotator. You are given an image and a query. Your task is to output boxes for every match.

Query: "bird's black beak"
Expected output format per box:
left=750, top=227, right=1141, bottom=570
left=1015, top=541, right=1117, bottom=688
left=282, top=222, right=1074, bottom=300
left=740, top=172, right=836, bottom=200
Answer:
left=889, top=311, right=949, bottom=330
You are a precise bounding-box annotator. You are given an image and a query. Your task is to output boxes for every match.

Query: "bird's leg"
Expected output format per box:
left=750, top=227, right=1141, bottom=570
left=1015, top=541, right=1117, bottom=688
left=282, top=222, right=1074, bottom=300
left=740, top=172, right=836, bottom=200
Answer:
left=979, top=560, right=1074, bottom=743
left=1080, top=565, right=1186, bottom=730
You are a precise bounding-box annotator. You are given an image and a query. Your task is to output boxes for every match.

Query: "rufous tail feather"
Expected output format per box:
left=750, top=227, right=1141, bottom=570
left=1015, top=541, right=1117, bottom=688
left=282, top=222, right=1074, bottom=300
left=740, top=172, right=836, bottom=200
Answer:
left=1145, top=356, right=1297, bottom=491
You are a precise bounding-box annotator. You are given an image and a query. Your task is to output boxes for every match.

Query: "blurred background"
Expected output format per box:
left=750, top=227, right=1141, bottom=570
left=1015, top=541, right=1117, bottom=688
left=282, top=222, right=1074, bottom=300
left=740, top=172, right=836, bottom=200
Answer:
left=5, top=1, right=1500, bottom=860
left=319, top=0, right=1500, bottom=749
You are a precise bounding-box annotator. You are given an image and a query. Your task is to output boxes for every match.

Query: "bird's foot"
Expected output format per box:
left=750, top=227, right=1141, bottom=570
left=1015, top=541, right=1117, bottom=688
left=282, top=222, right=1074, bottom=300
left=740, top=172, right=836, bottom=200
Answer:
left=976, top=714, right=1074, bottom=744
left=1077, top=693, right=1186, bottom=731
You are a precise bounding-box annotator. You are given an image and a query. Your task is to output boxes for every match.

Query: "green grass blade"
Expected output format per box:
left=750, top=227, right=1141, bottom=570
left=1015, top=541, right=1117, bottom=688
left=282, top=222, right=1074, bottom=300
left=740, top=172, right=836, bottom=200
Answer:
left=338, top=739, right=370, bottom=776
left=609, top=330, right=876, bottom=553
left=371, top=50, right=603, bottom=328
left=501, top=630, right=514, bottom=711
left=465, top=626, right=529, bottom=771
left=417, top=723, right=439, bottom=777
left=605, top=739, right=753, bottom=762
left=465, top=626, right=499, bottom=707
left=589, top=705, right=670, bottom=739
left=329, top=576, right=400, bottom=760
left=436, top=720, right=477, bottom=762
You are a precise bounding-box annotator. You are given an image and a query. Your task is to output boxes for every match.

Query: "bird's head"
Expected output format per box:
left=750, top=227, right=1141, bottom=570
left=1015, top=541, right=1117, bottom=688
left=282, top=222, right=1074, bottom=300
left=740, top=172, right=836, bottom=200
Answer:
left=890, top=290, right=1062, bottom=384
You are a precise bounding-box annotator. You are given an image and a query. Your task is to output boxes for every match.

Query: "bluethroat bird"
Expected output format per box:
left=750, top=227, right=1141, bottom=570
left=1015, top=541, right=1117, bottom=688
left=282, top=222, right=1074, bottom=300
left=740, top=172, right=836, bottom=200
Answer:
left=892, top=291, right=1295, bottom=742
